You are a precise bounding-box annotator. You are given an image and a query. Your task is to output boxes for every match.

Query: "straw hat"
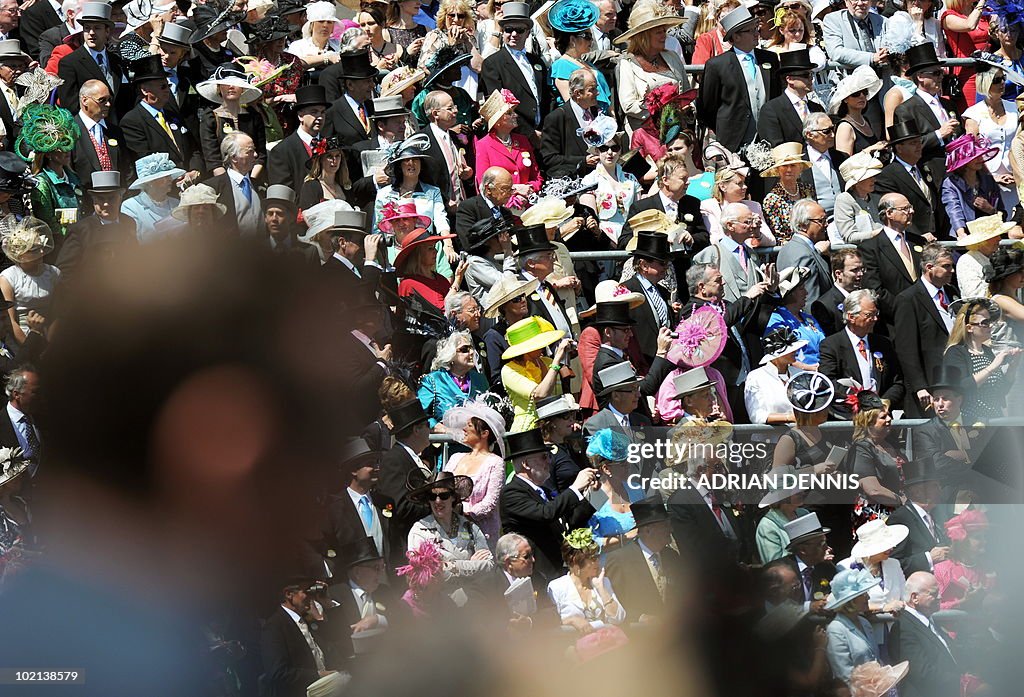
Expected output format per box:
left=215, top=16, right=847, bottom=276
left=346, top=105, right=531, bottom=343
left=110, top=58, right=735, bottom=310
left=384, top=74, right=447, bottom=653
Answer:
left=849, top=661, right=910, bottom=697
left=760, top=142, right=812, bottom=177
left=502, top=316, right=565, bottom=360
left=829, top=65, right=883, bottom=113
left=171, top=183, right=227, bottom=220
left=197, top=63, right=262, bottom=105
left=958, top=213, right=1016, bottom=247
left=578, top=280, right=645, bottom=318
left=479, top=89, right=519, bottom=131
left=380, top=66, right=427, bottom=97
left=614, top=2, right=686, bottom=45
left=129, top=152, right=185, bottom=190
left=850, top=519, right=909, bottom=558
left=824, top=566, right=882, bottom=611
left=483, top=274, right=540, bottom=318
left=0, top=216, right=53, bottom=264
left=520, top=198, right=574, bottom=230
left=839, top=152, right=884, bottom=191
left=623, top=210, right=680, bottom=253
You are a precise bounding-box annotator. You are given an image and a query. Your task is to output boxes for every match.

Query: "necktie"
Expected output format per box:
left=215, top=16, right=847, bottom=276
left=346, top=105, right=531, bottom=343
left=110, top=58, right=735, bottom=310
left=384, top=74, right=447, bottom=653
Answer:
left=296, top=619, right=327, bottom=672
left=21, top=415, right=39, bottom=458
left=619, top=414, right=633, bottom=439
left=540, top=281, right=558, bottom=310
left=936, top=290, right=949, bottom=311
left=91, top=127, right=112, bottom=171
left=358, top=494, right=374, bottom=531
left=647, top=284, right=669, bottom=328
left=446, top=135, right=465, bottom=203
left=541, top=486, right=556, bottom=501
left=743, top=52, right=756, bottom=79
left=650, top=552, right=666, bottom=599
left=357, top=103, right=369, bottom=132
left=801, top=566, right=813, bottom=599
left=241, top=175, right=253, bottom=203
left=360, top=591, right=377, bottom=618
left=155, top=111, right=175, bottom=141
left=949, top=422, right=971, bottom=460
left=490, top=206, right=500, bottom=219
left=709, top=491, right=724, bottom=525
left=796, top=99, right=809, bottom=119
left=896, top=233, right=917, bottom=280
left=735, top=244, right=748, bottom=271
left=95, top=52, right=103, bottom=67
left=922, top=510, right=937, bottom=540
left=911, top=166, right=932, bottom=202
left=857, top=338, right=868, bottom=361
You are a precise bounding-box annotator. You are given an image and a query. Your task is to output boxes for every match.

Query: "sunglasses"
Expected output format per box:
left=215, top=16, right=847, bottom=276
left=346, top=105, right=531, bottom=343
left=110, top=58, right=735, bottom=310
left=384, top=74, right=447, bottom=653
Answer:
left=993, top=76, right=1006, bottom=84
left=598, top=143, right=621, bottom=152
left=429, top=491, right=454, bottom=501
left=811, top=126, right=835, bottom=135
left=510, top=294, right=527, bottom=303
left=503, top=24, right=529, bottom=33
left=970, top=319, right=993, bottom=327
left=449, top=12, right=466, bottom=18
left=456, top=344, right=475, bottom=353
left=850, top=89, right=868, bottom=97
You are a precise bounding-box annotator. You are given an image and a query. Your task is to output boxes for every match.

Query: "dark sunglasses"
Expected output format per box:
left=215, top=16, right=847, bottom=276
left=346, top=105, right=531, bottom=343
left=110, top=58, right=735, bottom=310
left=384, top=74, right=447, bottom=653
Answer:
left=598, top=143, right=621, bottom=152
left=503, top=24, right=529, bottom=33
left=850, top=89, right=868, bottom=97
left=811, top=126, right=835, bottom=135
left=510, top=294, right=527, bottom=303
left=429, top=491, right=454, bottom=501
left=449, top=12, right=466, bottom=18
left=456, top=344, right=475, bottom=353
left=970, top=319, right=993, bottom=327
left=993, top=76, right=1006, bottom=84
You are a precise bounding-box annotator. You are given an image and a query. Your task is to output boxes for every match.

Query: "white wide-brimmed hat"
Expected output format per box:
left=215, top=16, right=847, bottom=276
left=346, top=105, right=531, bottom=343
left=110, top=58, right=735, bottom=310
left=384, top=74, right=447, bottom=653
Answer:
left=171, top=183, right=227, bottom=220
left=483, top=273, right=540, bottom=318
left=130, top=152, right=186, bottom=190
left=958, top=213, right=1016, bottom=248
left=758, top=465, right=806, bottom=508
left=302, top=0, right=342, bottom=34
left=839, top=151, right=884, bottom=190
left=197, top=64, right=262, bottom=105
left=520, top=198, right=574, bottom=231
left=300, top=199, right=361, bottom=243
left=850, top=519, right=909, bottom=558
left=578, top=280, right=646, bottom=318
left=829, top=65, right=883, bottom=113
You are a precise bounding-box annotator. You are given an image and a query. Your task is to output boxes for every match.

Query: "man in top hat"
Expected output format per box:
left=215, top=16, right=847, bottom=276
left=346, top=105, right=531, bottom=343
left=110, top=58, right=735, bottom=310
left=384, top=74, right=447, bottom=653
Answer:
left=874, top=122, right=943, bottom=239
left=268, top=85, right=331, bottom=194
left=894, top=243, right=959, bottom=417
left=697, top=5, right=781, bottom=152
left=455, top=166, right=516, bottom=242
left=347, top=95, right=412, bottom=210
left=56, top=171, right=138, bottom=280
left=886, top=457, right=951, bottom=576
left=674, top=367, right=726, bottom=423
left=757, top=48, right=826, bottom=147
left=583, top=362, right=655, bottom=446
left=57, top=3, right=128, bottom=119
left=778, top=512, right=838, bottom=613
left=72, top=79, right=127, bottom=193
left=821, top=0, right=887, bottom=71
left=539, top=67, right=601, bottom=179
left=264, top=185, right=307, bottom=258
left=321, top=536, right=390, bottom=665
left=305, top=202, right=381, bottom=291
left=621, top=230, right=676, bottom=365
left=480, top=2, right=548, bottom=143
left=156, top=22, right=199, bottom=134
left=376, top=399, right=433, bottom=565
left=420, top=89, right=475, bottom=209
left=894, top=43, right=960, bottom=173
left=320, top=50, right=377, bottom=145
left=590, top=302, right=675, bottom=409
left=19, top=0, right=62, bottom=61
left=325, top=439, right=393, bottom=573
left=911, top=365, right=976, bottom=494
left=515, top=225, right=574, bottom=338
left=819, top=288, right=905, bottom=416
left=605, top=495, right=682, bottom=622
left=461, top=215, right=517, bottom=301
left=887, top=571, right=962, bottom=697
left=261, top=577, right=338, bottom=697
left=499, top=428, right=598, bottom=584
left=120, top=54, right=203, bottom=178
left=0, top=40, right=30, bottom=145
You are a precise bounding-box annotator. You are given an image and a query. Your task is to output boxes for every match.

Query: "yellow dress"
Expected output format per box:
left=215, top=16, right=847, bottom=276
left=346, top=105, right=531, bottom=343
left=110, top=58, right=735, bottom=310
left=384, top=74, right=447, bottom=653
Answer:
left=501, top=356, right=563, bottom=433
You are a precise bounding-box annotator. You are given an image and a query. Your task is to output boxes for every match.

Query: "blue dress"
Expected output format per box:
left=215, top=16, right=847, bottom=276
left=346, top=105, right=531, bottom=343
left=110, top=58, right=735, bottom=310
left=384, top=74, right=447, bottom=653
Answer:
left=589, top=484, right=647, bottom=549
left=766, top=307, right=826, bottom=366
left=417, top=369, right=489, bottom=427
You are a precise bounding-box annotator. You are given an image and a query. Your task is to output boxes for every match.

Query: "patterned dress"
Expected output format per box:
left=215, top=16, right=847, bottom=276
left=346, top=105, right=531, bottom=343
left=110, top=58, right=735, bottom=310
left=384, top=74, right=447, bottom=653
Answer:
left=763, top=181, right=814, bottom=243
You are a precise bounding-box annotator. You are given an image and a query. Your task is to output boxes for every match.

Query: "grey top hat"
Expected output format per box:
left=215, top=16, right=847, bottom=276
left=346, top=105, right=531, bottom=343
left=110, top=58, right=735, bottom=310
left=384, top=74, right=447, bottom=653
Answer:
left=158, top=22, right=193, bottom=48
left=89, top=170, right=123, bottom=192
left=498, top=2, right=534, bottom=25
left=329, top=209, right=368, bottom=236
left=597, top=361, right=644, bottom=396
left=80, top=2, right=115, bottom=24
left=720, top=6, right=757, bottom=40
left=264, top=184, right=297, bottom=210
left=0, top=40, right=30, bottom=63
left=370, top=96, right=408, bottom=119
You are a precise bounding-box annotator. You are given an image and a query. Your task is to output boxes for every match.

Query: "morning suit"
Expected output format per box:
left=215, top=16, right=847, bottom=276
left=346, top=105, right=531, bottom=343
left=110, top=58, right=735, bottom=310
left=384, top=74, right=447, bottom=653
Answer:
left=539, top=101, right=591, bottom=178
left=821, top=10, right=886, bottom=69
left=71, top=115, right=126, bottom=187
left=667, top=484, right=746, bottom=572
left=268, top=131, right=313, bottom=198
left=56, top=46, right=128, bottom=120
left=858, top=227, right=926, bottom=324
left=819, top=330, right=905, bottom=415
left=204, top=171, right=262, bottom=238
left=776, top=233, right=833, bottom=311
left=321, top=95, right=375, bottom=153
left=894, top=92, right=956, bottom=172
left=480, top=46, right=549, bottom=136
left=119, top=102, right=202, bottom=174
left=618, top=193, right=709, bottom=296
left=781, top=554, right=839, bottom=603
left=887, top=610, right=960, bottom=697
left=454, top=195, right=515, bottom=239
left=810, top=285, right=848, bottom=337
left=591, top=348, right=675, bottom=407
left=419, top=124, right=472, bottom=207
left=325, top=489, right=394, bottom=570
left=913, top=416, right=974, bottom=493
left=621, top=274, right=676, bottom=365
left=259, top=607, right=321, bottom=697
left=604, top=540, right=682, bottom=622
left=697, top=48, right=781, bottom=152
left=893, top=280, right=959, bottom=413
left=887, top=502, right=949, bottom=576
left=0, top=80, right=20, bottom=145
left=757, top=92, right=825, bottom=146
left=693, top=239, right=762, bottom=303
left=582, top=406, right=654, bottom=439
left=375, top=443, right=431, bottom=568
left=873, top=159, right=943, bottom=237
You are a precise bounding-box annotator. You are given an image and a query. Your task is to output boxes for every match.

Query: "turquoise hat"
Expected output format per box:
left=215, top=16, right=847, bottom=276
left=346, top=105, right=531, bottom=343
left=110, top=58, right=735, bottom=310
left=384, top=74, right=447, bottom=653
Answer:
left=586, top=428, right=631, bottom=462
left=548, top=0, right=599, bottom=33
left=824, top=566, right=882, bottom=611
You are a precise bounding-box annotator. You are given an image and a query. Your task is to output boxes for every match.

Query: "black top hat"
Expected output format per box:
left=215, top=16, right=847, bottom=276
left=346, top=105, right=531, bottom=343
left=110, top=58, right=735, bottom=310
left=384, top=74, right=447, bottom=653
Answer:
left=887, top=119, right=925, bottom=145
left=339, top=437, right=379, bottom=467
left=630, top=231, right=671, bottom=262
left=902, top=456, right=940, bottom=487
left=278, top=0, right=307, bottom=16
left=591, top=302, right=635, bottom=327
left=343, top=536, right=382, bottom=569
left=0, top=152, right=33, bottom=193
left=905, top=42, right=942, bottom=75
left=337, top=50, right=377, bottom=80
left=294, top=85, right=331, bottom=110
left=928, top=365, right=967, bottom=395
left=406, top=470, right=475, bottom=503
left=631, top=495, right=670, bottom=528
left=460, top=216, right=505, bottom=253
left=777, top=48, right=815, bottom=75
left=386, top=399, right=429, bottom=433
left=130, top=54, right=167, bottom=84
left=248, top=15, right=293, bottom=45
left=514, top=225, right=556, bottom=256
left=506, top=428, right=551, bottom=461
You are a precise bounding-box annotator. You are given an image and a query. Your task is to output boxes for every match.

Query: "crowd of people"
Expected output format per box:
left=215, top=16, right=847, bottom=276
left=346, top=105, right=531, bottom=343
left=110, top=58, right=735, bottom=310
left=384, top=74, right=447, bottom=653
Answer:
left=0, top=0, right=1021, bottom=694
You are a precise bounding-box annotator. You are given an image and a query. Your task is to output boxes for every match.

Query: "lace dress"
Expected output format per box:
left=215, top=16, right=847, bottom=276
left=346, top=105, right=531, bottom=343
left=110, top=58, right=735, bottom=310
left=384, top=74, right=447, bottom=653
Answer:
left=443, top=452, right=505, bottom=546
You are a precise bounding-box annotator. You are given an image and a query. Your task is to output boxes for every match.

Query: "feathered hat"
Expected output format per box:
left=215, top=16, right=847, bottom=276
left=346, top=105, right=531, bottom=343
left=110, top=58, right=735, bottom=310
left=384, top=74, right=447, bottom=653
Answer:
left=14, top=104, right=80, bottom=160
left=0, top=215, right=54, bottom=264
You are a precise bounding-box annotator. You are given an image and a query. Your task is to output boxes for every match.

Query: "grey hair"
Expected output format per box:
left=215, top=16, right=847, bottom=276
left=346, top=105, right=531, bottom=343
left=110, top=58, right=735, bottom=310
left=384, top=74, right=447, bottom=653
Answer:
left=445, top=290, right=474, bottom=318
left=5, top=367, right=34, bottom=398
left=920, top=242, right=953, bottom=272
left=687, top=262, right=718, bottom=294
left=338, top=27, right=367, bottom=52
left=519, top=250, right=549, bottom=268
left=720, top=201, right=750, bottom=227
left=904, top=571, right=936, bottom=601
left=802, top=111, right=832, bottom=136
left=843, top=288, right=878, bottom=319
left=431, top=330, right=473, bottom=371
left=568, top=67, right=595, bottom=97
left=495, top=533, right=529, bottom=564
left=789, top=198, right=820, bottom=233
left=220, top=131, right=253, bottom=168
left=877, top=194, right=902, bottom=222
left=423, top=90, right=450, bottom=120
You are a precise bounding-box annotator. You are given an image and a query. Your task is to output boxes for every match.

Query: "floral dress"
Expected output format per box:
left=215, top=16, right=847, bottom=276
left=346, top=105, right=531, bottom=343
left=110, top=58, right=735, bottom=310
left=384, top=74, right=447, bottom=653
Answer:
left=763, top=181, right=814, bottom=243
left=581, top=165, right=642, bottom=246
left=255, top=54, right=305, bottom=132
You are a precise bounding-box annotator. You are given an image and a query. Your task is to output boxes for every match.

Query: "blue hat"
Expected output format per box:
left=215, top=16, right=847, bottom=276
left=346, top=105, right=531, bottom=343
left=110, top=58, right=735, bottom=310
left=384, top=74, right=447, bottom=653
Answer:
left=548, top=0, right=599, bottom=33
left=130, top=153, right=186, bottom=190
left=586, top=428, right=631, bottom=462
left=824, top=567, right=881, bottom=611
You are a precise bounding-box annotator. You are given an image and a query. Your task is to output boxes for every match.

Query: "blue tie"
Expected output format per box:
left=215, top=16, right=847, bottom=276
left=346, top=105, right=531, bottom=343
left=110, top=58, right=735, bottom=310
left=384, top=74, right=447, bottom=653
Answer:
left=241, top=176, right=252, bottom=203
left=743, top=52, right=756, bottom=80
left=358, top=495, right=374, bottom=531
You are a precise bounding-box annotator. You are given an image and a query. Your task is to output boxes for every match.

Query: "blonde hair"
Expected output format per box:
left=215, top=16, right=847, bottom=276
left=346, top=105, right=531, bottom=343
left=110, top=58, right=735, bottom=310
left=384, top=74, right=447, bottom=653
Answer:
left=945, top=302, right=991, bottom=352
left=626, top=28, right=654, bottom=57
left=436, top=0, right=475, bottom=31
left=713, top=167, right=743, bottom=203
left=944, top=0, right=972, bottom=13
left=852, top=399, right=890, bottom=442
left=697, top=0, right=738, bottom=33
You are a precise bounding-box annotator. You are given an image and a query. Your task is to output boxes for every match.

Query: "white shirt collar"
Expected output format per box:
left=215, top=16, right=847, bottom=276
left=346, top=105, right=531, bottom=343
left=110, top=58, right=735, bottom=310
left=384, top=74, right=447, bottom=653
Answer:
left=600, top=344, right=624, bottom=358
left=659, top=191, right=677, bottom=212
left=785, top=88, right=806, bottom=107
left=297, top=128, right=314, bottom=145
left=515, top=472, right=547, bottom=497
left=333, top=252, right=357, bottom=272
left=608, top=403, right=628, bottom=422
left=921, top=276, right=941, bottom=300
left=883, top=225, right=907, bottom=244
left=281, top=605, right=302, bottom=624
left=638, top=538, right=657, bottom=563
left=807, top=145, right=829, bottom=163
left=837, top=284, right=851, bottom=298
left=429, top=122, right=450, bottom=145
left=399, top=442, right=421, bottom=465
left=846, top=326, right=868, bottom=350
left=347, top=486, right=370, bottom=507
left=6, top=401, right=25, bottom=426
left=79, top=112, right=104, bottom=132
left=227, top=168, right=247, bottom=185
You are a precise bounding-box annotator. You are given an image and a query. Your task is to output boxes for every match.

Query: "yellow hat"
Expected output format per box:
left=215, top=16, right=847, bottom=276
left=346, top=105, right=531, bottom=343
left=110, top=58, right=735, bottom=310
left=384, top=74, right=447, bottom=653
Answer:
left=959, top=213, right=1015, bottom=249
left=501, top=316, right=565, bottom=360
left=624, top=209, right=684, bottom=251
left=760, top=142, right=812, bottom=177
left=520, top=197, right=574, bottom=231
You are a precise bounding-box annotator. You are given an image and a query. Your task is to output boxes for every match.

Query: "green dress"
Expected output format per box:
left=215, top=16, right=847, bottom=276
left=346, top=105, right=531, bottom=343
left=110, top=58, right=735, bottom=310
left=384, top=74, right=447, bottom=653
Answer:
left=31, top=167, right=82, bottom=240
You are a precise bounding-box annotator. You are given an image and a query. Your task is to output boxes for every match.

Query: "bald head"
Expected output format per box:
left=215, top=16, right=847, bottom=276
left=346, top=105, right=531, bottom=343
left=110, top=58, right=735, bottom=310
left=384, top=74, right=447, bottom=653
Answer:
left=481, top=167, right=513, bottom=206
left=904, top=571, right=940, bottom=616
left=80, top=79, right=111, bottom=120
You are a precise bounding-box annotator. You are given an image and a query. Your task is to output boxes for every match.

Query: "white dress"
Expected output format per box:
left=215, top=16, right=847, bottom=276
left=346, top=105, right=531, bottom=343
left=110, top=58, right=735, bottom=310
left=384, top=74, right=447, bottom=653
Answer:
left=286, top=37, right=341, bottom=64
left=546, top=573, right=626, bottom=628
left=0, top=264, right=60, bottom=333
left=744, top=364, right=795, bottom=425
left=963, top=100, right=1019, bottom=210
left=581, top=165, right=642, bottom=246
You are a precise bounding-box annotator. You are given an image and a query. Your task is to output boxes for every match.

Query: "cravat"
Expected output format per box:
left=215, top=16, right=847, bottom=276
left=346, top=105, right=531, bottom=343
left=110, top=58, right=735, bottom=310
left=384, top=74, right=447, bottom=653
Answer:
left=296, top=619, right=327, bottom=672
left=801, top=566, right=813, bottom=599
left=896, top=233, right=917, bottom=280
left=742, top=52, right=756, bottom=79
left=857, top=338, right=868, bottom=361
left=540, top=281, right=558, bottom=310
left=241, top=175, right=253, bottom=203
left=155, top=111, right=175, bottom=140
left=357, top=103, right=369, bottom=132
left=358, top=494, right=374, bottom=531
left=446, top=134, right=465, bottom=203
left=21, top=415, right=39, bottom=458
left=90, top=127, right=112, bottom=170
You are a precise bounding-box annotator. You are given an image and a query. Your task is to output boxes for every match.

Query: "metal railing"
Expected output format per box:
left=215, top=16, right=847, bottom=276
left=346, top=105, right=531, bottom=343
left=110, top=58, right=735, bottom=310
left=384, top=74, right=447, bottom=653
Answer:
left=680, top=56, right=979, bottom=74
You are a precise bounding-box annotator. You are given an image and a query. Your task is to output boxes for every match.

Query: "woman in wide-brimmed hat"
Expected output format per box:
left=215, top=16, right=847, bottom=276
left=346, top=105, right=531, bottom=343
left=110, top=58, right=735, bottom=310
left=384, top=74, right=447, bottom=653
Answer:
left=744, top=327, right=806, bottom=424
left=840, top=519, right=910, bottom=644
left=19, top=105, right=82, bottom=243
left=832, top=66, right=884, bottom=156
left=373, top=134, right=453, bottom=250
left=614, top=2, right=690, bottom=133
left=0, top=216, right=60, bottom=344
left=406, top=469, right=494, bottom=589
left=755, top=465, right=810, bottom=563
left=957, top=213, right=1016, bottom=297
left=834, top=152, right=885, bottom=243
left=481, top=273, right=539, bottom=386
left=286, top=0, right=343, bottom=68
left=548, top=0, right=611, bottom=109
left=474, top=89, right=542, bottom=213
left=766, top=266, right=826, bottom=370
left=535, top=393, right=587, bottom=491
left=197, top=64, right=267, bottom=177
left=964, top=67, right=1019, bottom=211
left=298, top=134, right=352, bottom=211
left=242, top=17, right=305, bottom=130
left=501, top=315, right=573, bottom=432
left=823, top=566, right=883, bottom=685
left=120, top=153, right=185, bottom=243
left=941, top=133, right=1005, bottom=240
left=396, top=227, right=466, bottom=312
left=757, top=141, right=814, bottom=243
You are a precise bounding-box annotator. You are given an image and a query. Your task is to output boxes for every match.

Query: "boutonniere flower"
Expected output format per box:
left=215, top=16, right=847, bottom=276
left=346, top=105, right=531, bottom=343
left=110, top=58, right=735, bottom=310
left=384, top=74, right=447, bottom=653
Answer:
left=375, top=602, right=386, bottom=612
left=107, top=138, right=117, bottom=147
left=761, top=63, right=772, bottom=70
left=522, top=153, right=532, bottom=167
left=684, top=213, right=693, bottom=222
left=169, top=123, right=179, bottom=130
left=913, top=245, right=923, bottom=252
left=531, top=292, right=541, bottom=301
left=223, top=124, right=234, bottom=133
left=635, top=431, right=645, bottom=440
left=813, top=591, right=825, bottom=600
left=180, top=126, right=188, bottom=133
left=382, top=503, right=393, bottom=518
left=326, top=548, right=336, bottom=558
left=533, top=64, right=542, bottom=71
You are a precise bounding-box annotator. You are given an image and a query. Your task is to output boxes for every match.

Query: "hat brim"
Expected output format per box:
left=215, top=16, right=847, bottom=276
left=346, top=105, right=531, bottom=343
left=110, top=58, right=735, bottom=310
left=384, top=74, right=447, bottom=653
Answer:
left=674, top=380, right=715, bottom=400
left=197, top=80, right=263, bottom=105
left=598, top=376, right=644, bottom=397
left=762, top=159, right=813, bottom=177
left=79, top=16, right=116, bottom=27
left=424, top=54, right=473, bottom=88
left=192, top=21, right=233, bottom=44
left=786, top=526, right=830, bottom=548
left=407, top=474, right=474, bottom=503
left=843, top=166, right=883, bottom=190
left=947, top=146, right=1001, bottom=172
left=536, top=401, right=580, bottom=421
left=829, top=76, right=883, bottom=113
left=760, top=339, right=808, bottom=365
left=379, top=213, right=432, bottom=233
left=907, top=59, right=942, bottom=75
left=579, top=292, right=646, bottom=318
left=957, top=223, right=1015, bottom=247
left=614, top=15, right=686, bottom=45
left=850, top=524, right=909, bottom=558
left=501, top=329, right=566, bottom=360
left=172, top=201, right=229, bottom=220
left=948, top=296, right=1002, bottom=323
left=484, top=278, right=540, bottom=318
left=758, top=486, right=805, bottom=508
left=393, top=233, right=456, bottom=269
left=380, top=69, right=427, bottom=97
left=371, top=107, right=410, bottom=120
left=129, top=167, right=186, bottom=190
left=824, top=576, right=882, bottom=610
left=87, top=184, right=125, bottom=193
left=264, top=197, right=298, bottom=211
left=522, top=207, right=574, bottom=231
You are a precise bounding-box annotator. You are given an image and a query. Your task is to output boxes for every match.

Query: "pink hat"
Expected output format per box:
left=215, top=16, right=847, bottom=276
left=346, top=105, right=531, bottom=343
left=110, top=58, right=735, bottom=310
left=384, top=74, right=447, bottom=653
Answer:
left=945, top=133, right=999, bottom=172
left=944, top=509, right=988, bottom=541
left=378, top=200, right=431, bottom=233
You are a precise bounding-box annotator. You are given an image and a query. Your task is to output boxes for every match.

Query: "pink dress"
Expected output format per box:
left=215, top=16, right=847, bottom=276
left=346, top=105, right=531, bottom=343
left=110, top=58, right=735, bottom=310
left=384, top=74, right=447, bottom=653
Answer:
left=444, top=452, right=505, bottom=547
left=654, top=365, right=733, bottom=425
left=934, top=558, right=995, bottom=611
left=473, top=132, right=543, bottom=211
left=941, top=10, right=990, bottom=106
